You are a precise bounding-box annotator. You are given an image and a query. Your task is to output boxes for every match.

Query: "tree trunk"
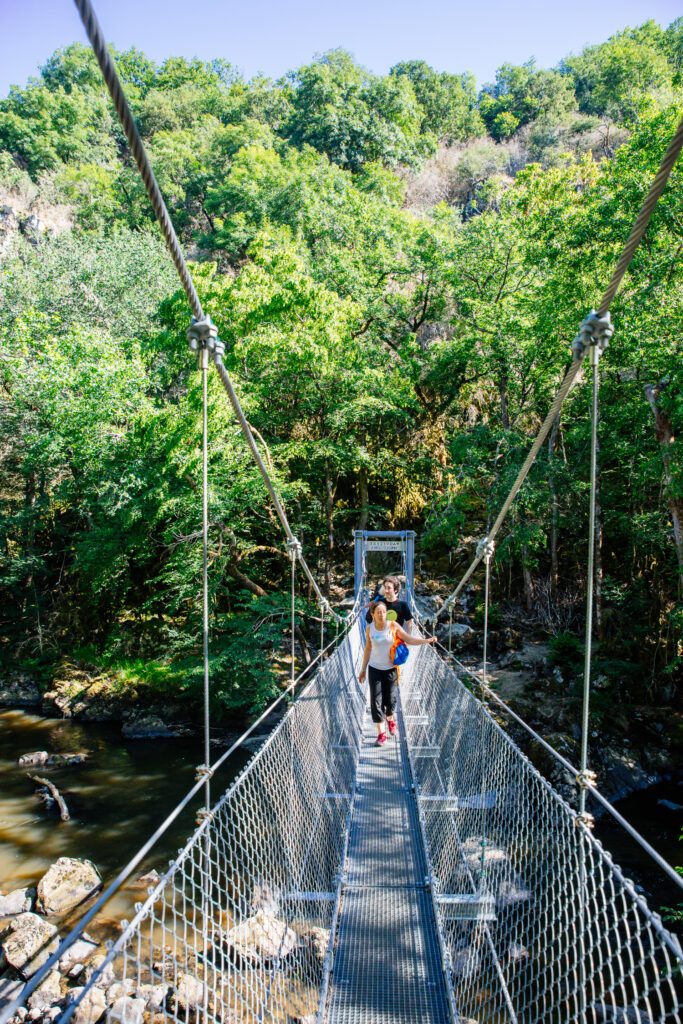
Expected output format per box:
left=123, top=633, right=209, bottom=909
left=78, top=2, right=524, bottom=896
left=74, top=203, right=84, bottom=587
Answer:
left=645, top=382, right=683, bottom=595
left=325, top=472, right=337, bottom=593
left=358, top=465, right=369, bottom=531
left=226, top=559, right=267, bottom=598
left=499, top=367, right=510, bottom=430
left=521, top=543, right=534, bottom=613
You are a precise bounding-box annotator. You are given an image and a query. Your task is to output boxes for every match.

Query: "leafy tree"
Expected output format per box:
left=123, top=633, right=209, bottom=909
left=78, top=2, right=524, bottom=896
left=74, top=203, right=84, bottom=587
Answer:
left=390, top=60, right=484, bottom=143
left=479, top=61, right=577, bottom=141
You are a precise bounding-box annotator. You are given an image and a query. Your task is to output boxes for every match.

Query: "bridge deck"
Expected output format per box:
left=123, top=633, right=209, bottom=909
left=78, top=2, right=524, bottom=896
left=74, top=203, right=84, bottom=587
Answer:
left=325, top=697, right=452, bottom=1024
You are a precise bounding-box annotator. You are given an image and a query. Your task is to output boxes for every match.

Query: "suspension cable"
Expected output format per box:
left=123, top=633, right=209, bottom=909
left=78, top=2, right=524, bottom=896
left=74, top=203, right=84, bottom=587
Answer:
left=438, top=110, right=683, bottom=621
left=579, top=341, right=602, bottom=820
left=201, top=348, right=211, bottom=810
left=73, top=0, right=339, bottom=623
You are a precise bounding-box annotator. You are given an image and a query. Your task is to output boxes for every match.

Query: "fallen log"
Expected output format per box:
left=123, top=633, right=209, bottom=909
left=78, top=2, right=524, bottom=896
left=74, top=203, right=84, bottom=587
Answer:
left=29, top=774, right=70, bottom=822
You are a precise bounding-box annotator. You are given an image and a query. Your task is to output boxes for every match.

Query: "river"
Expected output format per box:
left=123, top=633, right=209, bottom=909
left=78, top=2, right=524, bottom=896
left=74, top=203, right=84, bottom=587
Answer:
left=0, top=708, right=249, bottom=935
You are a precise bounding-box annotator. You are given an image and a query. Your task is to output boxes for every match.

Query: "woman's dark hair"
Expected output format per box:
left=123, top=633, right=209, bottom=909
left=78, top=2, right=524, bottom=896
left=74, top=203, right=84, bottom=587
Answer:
left=369, top=599, right=388, bottom=615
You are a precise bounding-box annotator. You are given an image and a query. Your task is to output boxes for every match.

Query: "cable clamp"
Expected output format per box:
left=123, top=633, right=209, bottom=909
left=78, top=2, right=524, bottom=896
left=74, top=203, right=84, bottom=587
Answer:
left=575, top=811, right=595, bottom=830
left=195, top=808, right=213, bottom=826
left=286, top=537, right=302, bottom=560
left=187, top=315, right=224, bottom=365
left=319, top=597, right=332, bottom=616
left=576, top=769, right=597, bottom=790
left=571, top=310, right=613, bottom=362
left=195, top=763, right=213, bottom=782
left=476, top=537, right=495, bottom=562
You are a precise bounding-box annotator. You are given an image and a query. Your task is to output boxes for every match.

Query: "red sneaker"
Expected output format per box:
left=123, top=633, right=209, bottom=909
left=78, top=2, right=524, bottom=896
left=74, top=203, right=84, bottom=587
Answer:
left=387, top=719, right=397, bottom=736
left=375, top=732, right=387, bottom=746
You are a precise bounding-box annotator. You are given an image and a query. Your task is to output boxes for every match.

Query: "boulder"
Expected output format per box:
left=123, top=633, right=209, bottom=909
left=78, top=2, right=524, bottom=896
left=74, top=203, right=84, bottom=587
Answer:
left=137, top=984, right=168, bottom=1013
left=0, top=676, right=41, bottom=706
left=58, top=936, right=99, bottom=973
left=297, top=926, right=329, bottom=965
left=68, top=986, right=107, bottom=1024
left=83, top=955, right=114, bottom=989
left=170, top=972, right=205, bottom=1015
left=27, top=970, right=62, bottom=1012
left=0, top=888, right=36, bottom=917
left=105, top=982, right=134, bottom=1004
left=0, top=912, right=60, bottom=978
left=17, top=752, right=49, bottom=768
left=37, top=858, right=101, bottom=916
left=108, top=996, right=145, bottom=1024
left=46, top=753, right=88, bottom=767
left=133, top=870, right=160, bottom=888
left=121, top=716, right=176, bottom=739
left=225, top=910, right=297, bottom=964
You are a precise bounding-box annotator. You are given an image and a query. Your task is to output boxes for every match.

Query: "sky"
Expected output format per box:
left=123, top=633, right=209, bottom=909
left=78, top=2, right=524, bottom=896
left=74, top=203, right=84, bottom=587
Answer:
left=1, top=0, right=681, bottom=97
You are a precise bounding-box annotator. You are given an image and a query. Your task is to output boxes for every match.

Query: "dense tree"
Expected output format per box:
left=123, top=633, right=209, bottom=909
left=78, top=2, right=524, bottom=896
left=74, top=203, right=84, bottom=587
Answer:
left=1, top=22, right=682, bottom=717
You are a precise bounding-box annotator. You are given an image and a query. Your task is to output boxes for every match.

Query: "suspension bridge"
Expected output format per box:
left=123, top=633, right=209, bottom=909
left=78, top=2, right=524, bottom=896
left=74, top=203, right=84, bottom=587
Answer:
left=3, top=1, right=683, bottom=1021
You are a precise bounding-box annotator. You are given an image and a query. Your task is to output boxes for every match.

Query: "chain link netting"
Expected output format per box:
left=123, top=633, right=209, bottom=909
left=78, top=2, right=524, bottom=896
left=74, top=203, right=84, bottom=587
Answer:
left=54, top=621, right=364, bottom=1024
left=400, top=642, right=683, bottom=1024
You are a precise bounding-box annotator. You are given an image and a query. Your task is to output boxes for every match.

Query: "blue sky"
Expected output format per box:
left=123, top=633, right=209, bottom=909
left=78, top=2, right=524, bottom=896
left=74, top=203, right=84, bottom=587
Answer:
left=2, top=0, right=681, bottom=97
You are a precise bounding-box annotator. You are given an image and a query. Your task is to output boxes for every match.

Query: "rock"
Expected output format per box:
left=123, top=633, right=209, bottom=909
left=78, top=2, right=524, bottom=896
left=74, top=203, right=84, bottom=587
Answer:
left=0, top=913, right=60, bottom=978
left=0, top=888, right=36, bottom=917
left=108, top=996, right=145, bottom=1024
left=59, top=936, right=99, bottom=973
left=170, top=972, right=205, bottom=1015
left=0, top=676, right=42, bottom=706
left=68, top=986, right=107, bottom=1024
left=508, top=942, right=529, bottom=962
left=37, top=858, right=101, bottom=916
left=133, top=870, right=160, bottom=888
left=297, top=926, right=329, bottom=965
left=137, top=984, right=168, bottom=1013
left=27, top=971, right=62, bottom=1012
left=0, top=977, right=24, bottom=1014
left=17, top=752, right=49, bottom=767
left=288, top=1016, right=317, bottom=1024
left=657, top=799, right=683, bottom=811
left=46, top=753, right=88, bottom=767
left=105, top=982, right=134, bottom=1004
left=83, top=955, right=114, bottom=989
left=121, top=716, right=176, bottom=739
left=20, top=215, right=43, bottom=245
left=497, top=881, right=532, bottom=907
left=225, top=910, right=297, bottom=964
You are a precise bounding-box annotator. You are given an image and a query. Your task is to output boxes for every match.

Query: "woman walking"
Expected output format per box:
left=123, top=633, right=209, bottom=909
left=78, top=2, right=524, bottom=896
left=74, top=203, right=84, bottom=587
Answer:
left=358, top=599, right=437, bottom=745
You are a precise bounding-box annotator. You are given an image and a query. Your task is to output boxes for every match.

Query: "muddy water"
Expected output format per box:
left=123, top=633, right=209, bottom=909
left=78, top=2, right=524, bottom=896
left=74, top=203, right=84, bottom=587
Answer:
left=0, top=709, right=248, bottom=934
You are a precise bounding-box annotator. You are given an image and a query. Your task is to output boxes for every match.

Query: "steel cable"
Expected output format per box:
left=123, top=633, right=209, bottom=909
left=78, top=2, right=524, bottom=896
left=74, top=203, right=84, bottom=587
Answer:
left=72, top=0, right=337, bottom=620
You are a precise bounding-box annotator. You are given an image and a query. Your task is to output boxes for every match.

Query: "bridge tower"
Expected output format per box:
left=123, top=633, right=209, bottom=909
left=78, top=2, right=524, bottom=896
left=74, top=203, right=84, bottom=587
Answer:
left=353, top=530, right=416, bottom=604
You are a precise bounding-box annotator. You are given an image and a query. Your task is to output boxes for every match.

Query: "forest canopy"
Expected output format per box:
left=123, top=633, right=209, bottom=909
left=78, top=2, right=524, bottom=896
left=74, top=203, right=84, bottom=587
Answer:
left=1, top=19, right=681, bottom=719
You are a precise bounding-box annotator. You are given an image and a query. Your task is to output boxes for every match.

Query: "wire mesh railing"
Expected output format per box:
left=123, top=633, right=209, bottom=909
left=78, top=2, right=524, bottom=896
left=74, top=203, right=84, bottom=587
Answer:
left=48, top=619, right=364, bottom=1024
left=400, top=641, right=683, bottom=1024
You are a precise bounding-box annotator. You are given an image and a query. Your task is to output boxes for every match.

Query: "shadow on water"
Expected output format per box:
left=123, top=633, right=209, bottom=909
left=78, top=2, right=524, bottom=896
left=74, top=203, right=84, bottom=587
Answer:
left=0, top=708, right=250, bottom=936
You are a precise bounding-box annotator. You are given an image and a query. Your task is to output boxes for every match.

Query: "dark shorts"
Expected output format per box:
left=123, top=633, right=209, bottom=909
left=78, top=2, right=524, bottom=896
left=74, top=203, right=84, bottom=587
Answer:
left=368, top=666, right=398, bottom=723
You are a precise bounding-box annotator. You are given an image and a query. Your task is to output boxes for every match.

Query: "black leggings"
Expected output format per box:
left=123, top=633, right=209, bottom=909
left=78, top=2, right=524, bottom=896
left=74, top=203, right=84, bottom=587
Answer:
left=368, top=666, right=398, bottom=724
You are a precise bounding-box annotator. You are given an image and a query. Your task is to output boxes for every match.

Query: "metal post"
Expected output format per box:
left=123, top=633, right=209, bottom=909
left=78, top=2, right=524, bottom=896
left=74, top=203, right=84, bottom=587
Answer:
left=353, top=531, right=365, bottom=601
left=448, top=607, right=453, bottom=656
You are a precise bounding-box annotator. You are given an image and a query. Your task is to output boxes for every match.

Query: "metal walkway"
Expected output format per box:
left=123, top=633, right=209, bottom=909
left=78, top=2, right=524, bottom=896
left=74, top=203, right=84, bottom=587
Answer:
left=325, top=697, right=452, bottom=1024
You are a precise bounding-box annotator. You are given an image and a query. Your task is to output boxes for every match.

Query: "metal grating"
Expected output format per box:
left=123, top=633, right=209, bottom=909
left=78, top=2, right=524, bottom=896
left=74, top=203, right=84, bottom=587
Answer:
left=325, top=707, right=452, bottom=1024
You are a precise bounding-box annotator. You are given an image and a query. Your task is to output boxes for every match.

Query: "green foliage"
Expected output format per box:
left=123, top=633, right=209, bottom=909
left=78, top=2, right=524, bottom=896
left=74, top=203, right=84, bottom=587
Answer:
left=548, top=633, right=583, bottom=676
left=1, top=24, right=682, bottom=721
